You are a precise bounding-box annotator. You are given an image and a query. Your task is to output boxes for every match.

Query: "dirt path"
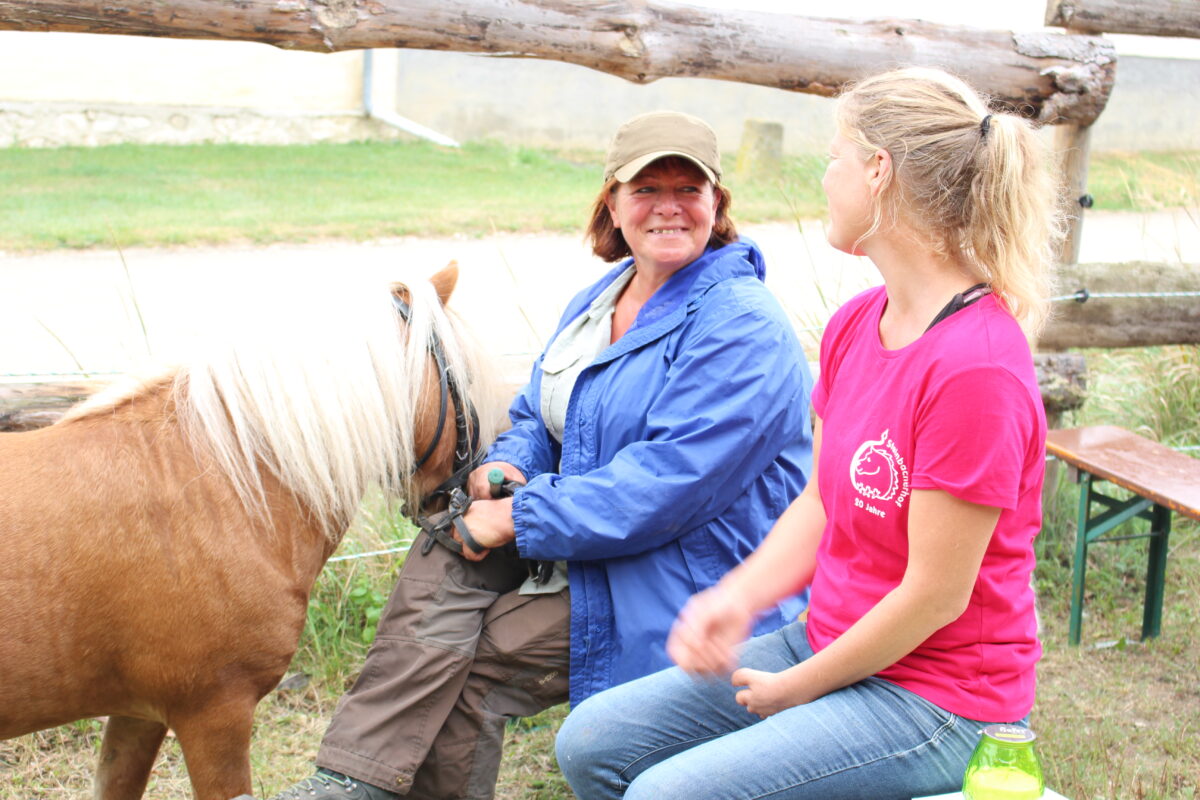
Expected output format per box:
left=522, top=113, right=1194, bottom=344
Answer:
left=1, top=210, right=1196, bottom=381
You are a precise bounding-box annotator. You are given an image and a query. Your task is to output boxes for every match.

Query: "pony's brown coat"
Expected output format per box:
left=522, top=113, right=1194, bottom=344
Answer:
left=0, top=268, right=472, bottom=800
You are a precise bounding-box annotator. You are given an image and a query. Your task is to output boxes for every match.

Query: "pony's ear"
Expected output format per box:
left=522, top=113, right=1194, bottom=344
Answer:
left=429, top=261, right=459, bottom=306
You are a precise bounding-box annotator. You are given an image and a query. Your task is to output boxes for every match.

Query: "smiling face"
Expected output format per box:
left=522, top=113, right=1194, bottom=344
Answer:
left=604, top=158, right=719, bottom=277
left=821, top=132, right=879, bottom=256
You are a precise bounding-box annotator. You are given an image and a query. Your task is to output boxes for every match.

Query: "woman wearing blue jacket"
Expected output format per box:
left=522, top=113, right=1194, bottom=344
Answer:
left=260, top=111, right=812, bottom=800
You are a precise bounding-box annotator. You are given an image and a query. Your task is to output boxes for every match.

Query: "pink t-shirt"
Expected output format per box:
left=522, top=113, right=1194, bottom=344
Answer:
left=808, top=286, right=1045, bottom=722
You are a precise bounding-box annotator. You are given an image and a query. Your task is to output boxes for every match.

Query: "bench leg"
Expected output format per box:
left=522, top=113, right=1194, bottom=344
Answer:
left=1141, top=504, right=1172, bottom=641
left=1069, top=473, right=1093, bottom=646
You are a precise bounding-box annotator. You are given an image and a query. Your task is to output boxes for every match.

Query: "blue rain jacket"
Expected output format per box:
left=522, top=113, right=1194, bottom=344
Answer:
left=486, top=238, right=813, bottom=704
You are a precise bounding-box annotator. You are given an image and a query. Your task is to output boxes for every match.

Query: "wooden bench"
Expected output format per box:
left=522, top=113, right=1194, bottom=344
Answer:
left=1046, top=426, right=1200, bottom=646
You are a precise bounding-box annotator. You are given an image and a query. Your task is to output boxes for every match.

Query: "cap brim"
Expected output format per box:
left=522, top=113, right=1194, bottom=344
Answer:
left=611, top=150, right=718, bottom=184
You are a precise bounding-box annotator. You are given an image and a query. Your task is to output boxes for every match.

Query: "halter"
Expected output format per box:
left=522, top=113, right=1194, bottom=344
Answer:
left=392, top=295, right=479, bottom=510
left=392, top=295, right=554, bottom=585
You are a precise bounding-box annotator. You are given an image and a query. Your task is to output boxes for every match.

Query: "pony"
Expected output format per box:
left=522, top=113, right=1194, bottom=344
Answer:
left=0, top=265, right=501, bottom=800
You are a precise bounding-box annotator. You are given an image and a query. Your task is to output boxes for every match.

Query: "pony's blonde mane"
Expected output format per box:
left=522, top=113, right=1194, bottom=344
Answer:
left=66, top=274, right=503, bottom=540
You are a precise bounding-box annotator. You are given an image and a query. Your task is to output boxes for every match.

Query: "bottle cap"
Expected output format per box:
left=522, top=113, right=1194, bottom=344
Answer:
left=981, top=724, right=1037, bottom=745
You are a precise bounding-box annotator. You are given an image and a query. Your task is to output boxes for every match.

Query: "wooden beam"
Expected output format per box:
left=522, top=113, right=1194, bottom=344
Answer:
left=1040, top=261, right=1200, bottom=350
left=0, top=0, right=1116, bottom=125
left=1, top=357, right=1097, bottom=433
left=1047, top=0, right=1200, bottom=38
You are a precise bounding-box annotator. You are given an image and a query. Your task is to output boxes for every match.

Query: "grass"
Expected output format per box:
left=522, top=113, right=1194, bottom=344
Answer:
left=1087, top=151, right=1200, bottom=213
left=0, top=142, right=1196, bottom=252
left=0, top=140, right=826, bottom=252
left=0, top=141, right=599, bottom=250
left=1033, top=345, right=1200, bottom=799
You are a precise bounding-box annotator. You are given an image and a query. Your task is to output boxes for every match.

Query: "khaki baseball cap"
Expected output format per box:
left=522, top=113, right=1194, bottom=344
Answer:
left=603, top=111, right=721, bottom=184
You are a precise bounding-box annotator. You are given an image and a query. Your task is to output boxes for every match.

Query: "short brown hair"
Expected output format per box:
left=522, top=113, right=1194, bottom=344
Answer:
left=585, top=157, right=738, bottom=263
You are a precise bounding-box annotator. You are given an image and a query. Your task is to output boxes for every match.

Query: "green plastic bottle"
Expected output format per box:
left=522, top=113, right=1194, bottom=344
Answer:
left=487, top=467, right=505, bottom=498
left=961, top=724, right=1045, bottom=800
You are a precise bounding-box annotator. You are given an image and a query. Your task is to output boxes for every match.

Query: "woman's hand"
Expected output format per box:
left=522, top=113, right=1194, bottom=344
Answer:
left=457, top=497, right=516, bottom=562
left=666, top=586, right=755, bottom=676
left=731, top=667, right=806, bottom=718
left=466, top=461, right=527, bottom=500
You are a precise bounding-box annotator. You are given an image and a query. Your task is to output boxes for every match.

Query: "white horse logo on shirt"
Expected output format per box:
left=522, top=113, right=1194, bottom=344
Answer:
left=850, top=429, right=910, bottom=507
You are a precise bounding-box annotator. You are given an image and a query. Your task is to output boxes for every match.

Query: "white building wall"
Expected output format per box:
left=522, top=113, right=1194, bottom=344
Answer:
left=0, top=31, right=408, bottom=147
left=0, top=31, right=361, bottom=109
left=388, top=50, right=1200, bottom=154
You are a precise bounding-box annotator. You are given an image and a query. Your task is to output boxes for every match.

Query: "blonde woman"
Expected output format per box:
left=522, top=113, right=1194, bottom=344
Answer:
left=557, top=67, right=1058, bottom=800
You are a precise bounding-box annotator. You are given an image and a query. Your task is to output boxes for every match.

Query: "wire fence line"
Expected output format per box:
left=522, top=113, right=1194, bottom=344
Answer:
left=1, top=370, right=124, bottom=379
left=1051, top=289, right=1200, bottom=303
left=327, top=544, right=413, bottom=564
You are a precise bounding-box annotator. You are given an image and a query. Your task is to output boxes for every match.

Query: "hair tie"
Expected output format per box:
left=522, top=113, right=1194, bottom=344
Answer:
left=980, top=114, right=993, bottom=140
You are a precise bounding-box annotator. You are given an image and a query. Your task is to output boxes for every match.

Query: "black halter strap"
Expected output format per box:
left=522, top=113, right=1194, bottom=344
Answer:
left=392, top=296, right=479, bottom=497
left=391, top=294, right=551, bottom=583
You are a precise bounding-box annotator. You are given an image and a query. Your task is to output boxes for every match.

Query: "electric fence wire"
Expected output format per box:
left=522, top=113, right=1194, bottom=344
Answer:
left=1052, top=289, right=1200, bottom=303
left=327, top=544, right=413, bottom=564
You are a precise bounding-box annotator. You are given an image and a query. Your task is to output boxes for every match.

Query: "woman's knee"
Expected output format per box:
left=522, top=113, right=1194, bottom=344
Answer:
left=556, top=695, right=625, bottom=798
left=557, top=670, right=732, bottom=799
left=559, top=675, right=692, bottom=799
left=622, top=759, right=692, bottom=800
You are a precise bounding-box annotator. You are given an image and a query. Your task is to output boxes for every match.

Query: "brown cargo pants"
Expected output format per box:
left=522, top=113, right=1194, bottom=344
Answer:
left=315, top=531, right=570, bottom=800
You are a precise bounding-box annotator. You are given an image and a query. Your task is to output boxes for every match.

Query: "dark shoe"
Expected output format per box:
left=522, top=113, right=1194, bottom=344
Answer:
left=258, top=769, right=400, bottom=800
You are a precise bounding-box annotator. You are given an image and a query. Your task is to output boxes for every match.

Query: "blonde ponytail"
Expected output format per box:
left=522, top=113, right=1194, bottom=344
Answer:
left=836, top=67, right=1062, bottom=335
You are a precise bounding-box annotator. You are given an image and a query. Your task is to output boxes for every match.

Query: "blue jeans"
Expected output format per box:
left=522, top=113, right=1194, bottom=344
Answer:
left=556, top=622, right=1006, bottom=800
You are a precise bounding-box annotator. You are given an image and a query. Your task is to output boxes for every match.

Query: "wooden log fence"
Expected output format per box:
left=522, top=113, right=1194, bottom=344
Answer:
left=1040, top=262, right=1200, bottom=351
left=1044, top=0, right=1200, bottom=267
left=1046, top=0, right=1200, bottom=38
left=2, top=0, right=1196, bottom=428
left=0, top=0, right=1115, bottom=125
left=1, top=352, right=1093, bottom=433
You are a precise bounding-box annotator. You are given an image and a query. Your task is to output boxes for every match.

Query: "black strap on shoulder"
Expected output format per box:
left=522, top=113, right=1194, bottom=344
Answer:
left=925, top=283, right=992, bottom=332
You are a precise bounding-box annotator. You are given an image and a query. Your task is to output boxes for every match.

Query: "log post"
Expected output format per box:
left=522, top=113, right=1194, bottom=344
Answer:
left=1035, top=352, right=1089, bottom=431
left=734, top=120, right=784, bottom=182
left=1046, top=4, right=1104, bottom=267
left=1034, top=352, right=1089, bottom=495
left=1053, top=122, right=1094, bottom=266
